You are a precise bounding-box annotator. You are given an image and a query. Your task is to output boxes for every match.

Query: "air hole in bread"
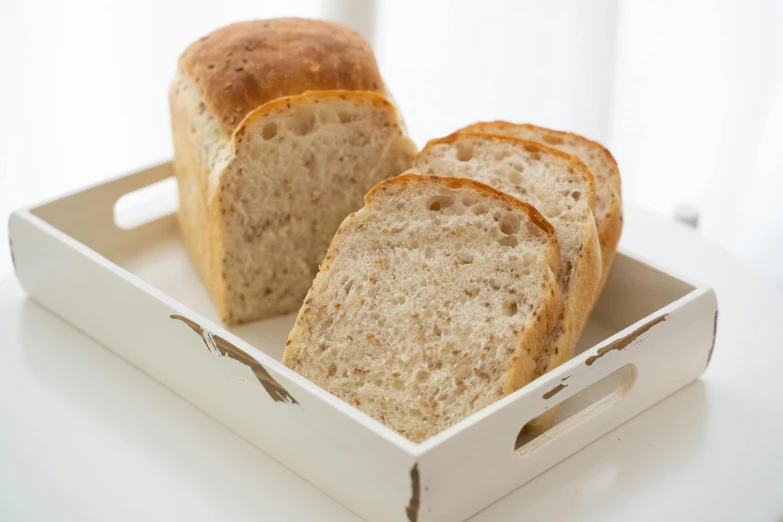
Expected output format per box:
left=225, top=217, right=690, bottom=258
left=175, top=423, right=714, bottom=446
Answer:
left=426, top=194, right=455, bottom=211
left=498, top=235, right=518, bottom=247
left=456, top=142, right=474, bottom=161
left=492, top=212, right=501, bottom=222
left=508, top=170, right=522, bottom=184
left=416, top=370, right=430, bottom=382
left=327, top=363, right=337, bottom=377
left=488, top=278, right=501, bottom=290
left=512, top=162, right=525, bottom=173
left=571, top=191, right=581, bottom=201
left=471, top=203, right=490, bottom=215
left=495, top=150, right=510, bottom=161
left=424, top=245, right=435, bottom=258
left=392, top=379, right=405, bottom=390
left=262, top=122, right=278, bottom=140
left=503, top=300, right=518, bottom=316
left=338, top=110, right=353, bottom=124
left=462, top=196, right=478, bottom=207
left=289, top=107, right=316, bottom=136
left=498, top=213, right=521, bottom=235
left=456, top=252, right=475, bottom=264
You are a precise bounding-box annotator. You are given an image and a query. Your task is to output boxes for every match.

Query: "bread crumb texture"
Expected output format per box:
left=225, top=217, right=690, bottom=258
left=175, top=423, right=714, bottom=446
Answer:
left=215, top=93, right=416, bottom=324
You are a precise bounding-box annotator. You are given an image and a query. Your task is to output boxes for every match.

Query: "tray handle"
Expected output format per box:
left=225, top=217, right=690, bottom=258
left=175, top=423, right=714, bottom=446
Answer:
left=29, top=162, right=176, bottom=253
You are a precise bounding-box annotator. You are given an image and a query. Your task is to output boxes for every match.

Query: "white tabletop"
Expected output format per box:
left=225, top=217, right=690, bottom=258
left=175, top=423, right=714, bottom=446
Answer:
left=1, top=206, right=782, bottom=522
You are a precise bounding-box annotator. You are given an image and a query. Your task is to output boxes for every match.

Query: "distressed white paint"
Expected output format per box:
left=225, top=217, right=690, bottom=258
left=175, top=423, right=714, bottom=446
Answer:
left=8, top=163, right=718, bottom=522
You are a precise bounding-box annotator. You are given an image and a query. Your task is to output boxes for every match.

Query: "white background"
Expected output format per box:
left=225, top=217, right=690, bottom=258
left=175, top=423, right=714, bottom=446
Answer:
left=2, top=0, right=782, bottom=286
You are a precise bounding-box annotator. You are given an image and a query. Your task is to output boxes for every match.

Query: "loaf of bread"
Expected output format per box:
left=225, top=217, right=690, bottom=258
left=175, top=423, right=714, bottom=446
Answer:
left=282, top=174, right=563, bottom=442
left=414, top=133, right=602, bottom=433
left=458, top=122, right=622, bottom=293
left=169, top=19, right=417, bottom=325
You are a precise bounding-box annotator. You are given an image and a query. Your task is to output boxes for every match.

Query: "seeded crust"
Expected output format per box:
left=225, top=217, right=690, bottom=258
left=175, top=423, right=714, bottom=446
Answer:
left=179, top=18, right=386, bottom=134
left=283, top=174, right=563, bottom=442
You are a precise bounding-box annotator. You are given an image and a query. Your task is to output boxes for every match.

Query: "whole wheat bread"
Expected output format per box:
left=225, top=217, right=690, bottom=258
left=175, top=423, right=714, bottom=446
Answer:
left=170, top=19, right=417, bottom=325
left=458, top=122, right=622, bottom=292
left=414, top=133, right=602, bottom=433
left=282, top=174, right=562, bottom=442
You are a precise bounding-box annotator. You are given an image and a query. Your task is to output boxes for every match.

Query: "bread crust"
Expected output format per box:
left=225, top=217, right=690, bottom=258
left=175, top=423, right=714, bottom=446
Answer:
left=457, top=121, right=622, bottom=293
left=179, top=18, right=385, bottom=135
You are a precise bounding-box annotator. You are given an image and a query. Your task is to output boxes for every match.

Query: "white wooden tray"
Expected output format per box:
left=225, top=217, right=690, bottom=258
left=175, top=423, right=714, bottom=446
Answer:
left=8, top=162, right=718, bottom=522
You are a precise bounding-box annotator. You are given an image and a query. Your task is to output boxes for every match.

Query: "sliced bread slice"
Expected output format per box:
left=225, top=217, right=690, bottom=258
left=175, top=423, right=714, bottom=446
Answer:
left=458, top=121, right=622, bottom=293
left=414, top=133, right=602, bottom=433
left=282, top=174, right=562, bottom=442
left=171, top=86, right=417, bottom=325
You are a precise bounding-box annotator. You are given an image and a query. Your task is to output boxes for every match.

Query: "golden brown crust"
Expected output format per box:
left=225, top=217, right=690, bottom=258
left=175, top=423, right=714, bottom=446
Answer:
left=366, top=172, right=558, bottom=240
left=179, top=18, right=385, bottom=135
left=423, top=132, right=598, bottom=212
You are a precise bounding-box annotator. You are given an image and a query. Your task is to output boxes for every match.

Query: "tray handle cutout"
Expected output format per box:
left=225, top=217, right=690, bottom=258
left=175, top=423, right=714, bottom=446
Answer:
left=515, top=363, right=638, bottom=455
left=29, top=162, right=177, bottom=253
left=114, top=176, right=178, bottom=230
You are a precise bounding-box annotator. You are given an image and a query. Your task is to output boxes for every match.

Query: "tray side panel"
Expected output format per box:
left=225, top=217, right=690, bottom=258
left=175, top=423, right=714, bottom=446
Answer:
left=9, top=210, right=417, bottom=522
left=416, top=289, right=717, bottom=522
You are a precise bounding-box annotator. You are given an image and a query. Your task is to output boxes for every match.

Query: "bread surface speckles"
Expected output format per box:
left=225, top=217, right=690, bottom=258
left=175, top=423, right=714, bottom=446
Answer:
left=283, top=174, right=562, bottom=442
left=458, top=121, right=622, bottom=292
left=170, top=19, right=415, bottom=326
left=414, top=134, right=602, bottom=433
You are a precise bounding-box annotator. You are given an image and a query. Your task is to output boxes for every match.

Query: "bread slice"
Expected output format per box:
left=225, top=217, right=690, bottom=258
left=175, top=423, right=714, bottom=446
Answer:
left=414, top=133, right=602, bottom=433
left=282, top=174, right=563, bottom=443
left=170, top=19, right=417, bottom=325
left=458, top=122, right=622, bottom=293
left=170, top=86, right=417, bottom=325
